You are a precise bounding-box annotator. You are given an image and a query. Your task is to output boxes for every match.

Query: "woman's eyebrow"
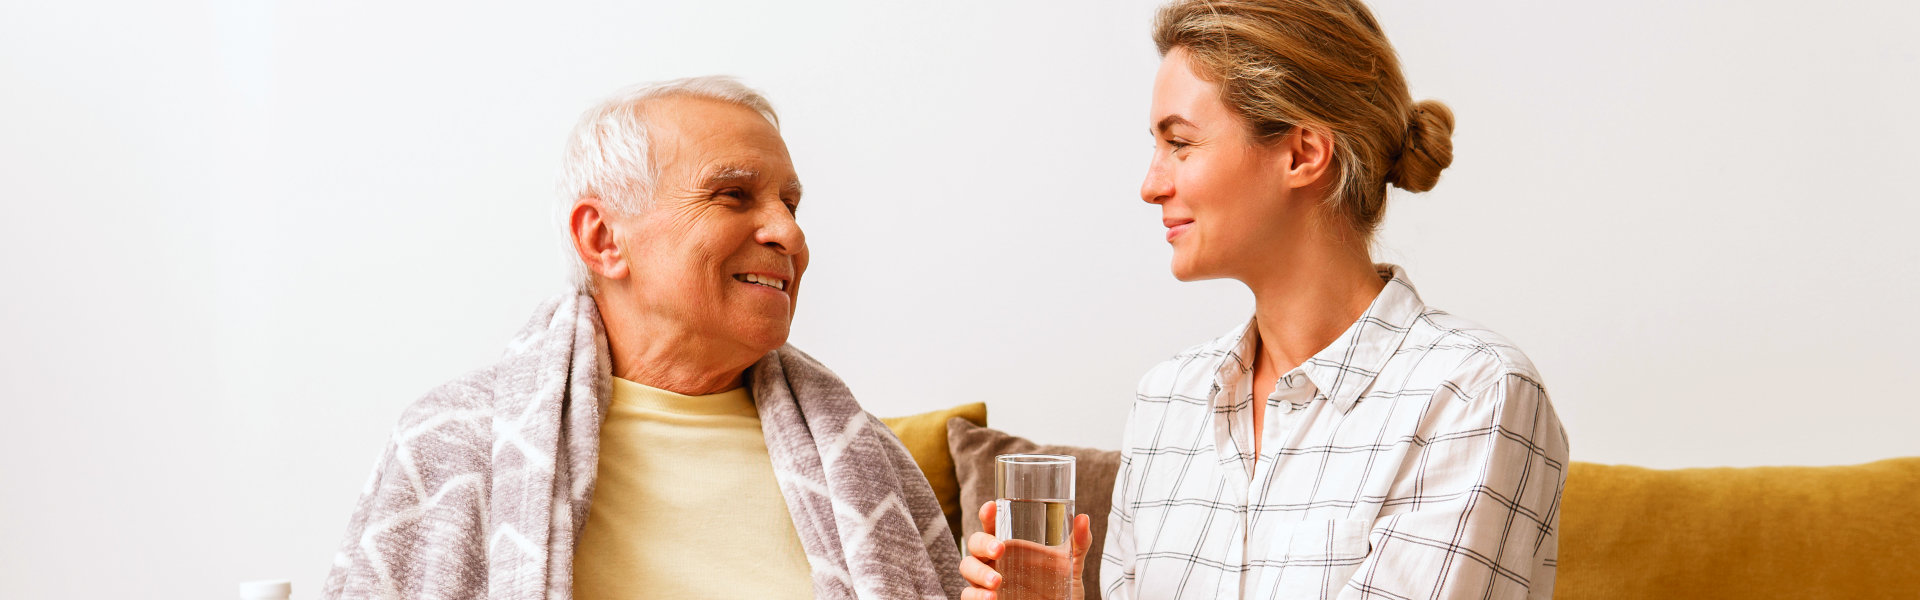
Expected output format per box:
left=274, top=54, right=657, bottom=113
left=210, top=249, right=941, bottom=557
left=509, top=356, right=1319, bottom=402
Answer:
left=1154, top=114, right=1196, bottom=136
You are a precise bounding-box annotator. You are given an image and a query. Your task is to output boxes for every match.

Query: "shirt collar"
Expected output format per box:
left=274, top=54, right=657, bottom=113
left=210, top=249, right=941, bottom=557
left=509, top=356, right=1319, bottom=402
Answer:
left=1209, top=264, right=1427, bottom=414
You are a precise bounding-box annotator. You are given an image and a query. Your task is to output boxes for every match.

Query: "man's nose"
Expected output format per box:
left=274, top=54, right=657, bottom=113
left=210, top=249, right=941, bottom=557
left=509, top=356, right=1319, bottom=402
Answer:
left=756, top=204, right=805, bottom=256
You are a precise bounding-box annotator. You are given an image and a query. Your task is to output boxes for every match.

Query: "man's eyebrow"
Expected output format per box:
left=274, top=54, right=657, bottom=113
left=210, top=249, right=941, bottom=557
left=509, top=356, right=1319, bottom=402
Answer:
left=1153, top=114, right=1196, bottom=136
left=702, top=165, right=802, bottom=202
left=701, top=165, right=759, bottom=187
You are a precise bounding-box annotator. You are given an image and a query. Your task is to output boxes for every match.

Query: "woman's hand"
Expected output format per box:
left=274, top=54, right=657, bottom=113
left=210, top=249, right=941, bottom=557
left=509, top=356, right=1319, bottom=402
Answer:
left=959, top=500, right=1094, bottom=600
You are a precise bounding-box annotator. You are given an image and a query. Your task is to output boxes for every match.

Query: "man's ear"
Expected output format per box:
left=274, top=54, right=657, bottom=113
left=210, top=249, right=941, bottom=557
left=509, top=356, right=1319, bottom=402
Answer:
left=570, top=197, right=629, bottom=281
left=1280, top=125, right=1336, bottom=191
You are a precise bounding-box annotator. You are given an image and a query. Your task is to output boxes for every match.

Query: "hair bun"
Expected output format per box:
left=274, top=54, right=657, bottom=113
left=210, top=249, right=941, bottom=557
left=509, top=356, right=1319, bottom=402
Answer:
left=1386, top=100, right=1455, bottom=192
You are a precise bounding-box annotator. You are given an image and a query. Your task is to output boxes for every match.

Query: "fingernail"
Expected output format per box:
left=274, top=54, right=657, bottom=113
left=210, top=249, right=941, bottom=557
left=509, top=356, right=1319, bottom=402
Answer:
left=988, top=572, right=1002, bottom=588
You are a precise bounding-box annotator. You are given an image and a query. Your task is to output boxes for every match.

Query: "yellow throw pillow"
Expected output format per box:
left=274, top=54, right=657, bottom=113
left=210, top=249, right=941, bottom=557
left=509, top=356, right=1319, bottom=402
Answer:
left=1558, top=457, right=1920, bottom=599
left=882, top=402, right=987, bottom=541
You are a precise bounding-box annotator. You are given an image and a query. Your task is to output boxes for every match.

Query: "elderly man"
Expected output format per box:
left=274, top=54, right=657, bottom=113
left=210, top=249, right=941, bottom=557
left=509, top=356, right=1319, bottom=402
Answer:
left=322, top=77, right=964, bottom=600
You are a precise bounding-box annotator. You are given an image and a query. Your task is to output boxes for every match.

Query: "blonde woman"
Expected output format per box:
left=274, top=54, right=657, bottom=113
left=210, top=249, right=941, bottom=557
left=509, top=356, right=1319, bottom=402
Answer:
left=959, top=1, right=1570, bottom=598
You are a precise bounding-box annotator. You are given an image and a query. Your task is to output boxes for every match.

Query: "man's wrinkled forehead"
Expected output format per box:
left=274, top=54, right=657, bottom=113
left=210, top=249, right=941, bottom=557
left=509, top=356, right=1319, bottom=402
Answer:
left=643, top=99, right=800, bottom=194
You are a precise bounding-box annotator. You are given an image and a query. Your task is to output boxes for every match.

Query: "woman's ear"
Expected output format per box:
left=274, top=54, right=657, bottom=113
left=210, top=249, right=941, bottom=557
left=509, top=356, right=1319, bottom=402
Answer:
left=570, top=197, right=629, bottom=282
left=1281, top=125, right=1336, bottom=191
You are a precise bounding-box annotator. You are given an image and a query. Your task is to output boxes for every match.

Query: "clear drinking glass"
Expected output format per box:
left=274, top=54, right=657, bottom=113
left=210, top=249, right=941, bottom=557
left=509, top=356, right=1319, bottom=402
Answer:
left=994, top=454, right=1075, bottom=600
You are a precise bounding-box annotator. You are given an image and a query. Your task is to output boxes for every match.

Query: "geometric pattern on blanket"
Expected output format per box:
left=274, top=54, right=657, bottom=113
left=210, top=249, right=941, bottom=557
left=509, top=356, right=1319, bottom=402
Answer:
left=320, top=291, right=963, bottom=599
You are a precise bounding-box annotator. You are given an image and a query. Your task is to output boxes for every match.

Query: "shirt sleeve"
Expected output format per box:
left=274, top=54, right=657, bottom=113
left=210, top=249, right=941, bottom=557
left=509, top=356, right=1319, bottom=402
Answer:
left=1336, top=372, right=1570, bottom=600
left=1099, top=402, right=1141, bottom=600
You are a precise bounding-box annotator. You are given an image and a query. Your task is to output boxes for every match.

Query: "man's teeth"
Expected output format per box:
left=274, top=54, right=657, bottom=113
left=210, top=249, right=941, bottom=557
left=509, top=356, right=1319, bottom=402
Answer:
left=733, top=273, right=787, bottom=290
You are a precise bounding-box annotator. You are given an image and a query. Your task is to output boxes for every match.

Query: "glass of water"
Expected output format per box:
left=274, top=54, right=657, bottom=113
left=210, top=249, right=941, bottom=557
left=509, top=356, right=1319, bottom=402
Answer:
left=994, top=454, right=1075, bottom=600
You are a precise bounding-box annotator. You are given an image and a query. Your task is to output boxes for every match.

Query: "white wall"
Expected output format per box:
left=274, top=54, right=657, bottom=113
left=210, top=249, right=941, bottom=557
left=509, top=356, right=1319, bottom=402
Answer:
left=3, top=0, right=1916, bottom=597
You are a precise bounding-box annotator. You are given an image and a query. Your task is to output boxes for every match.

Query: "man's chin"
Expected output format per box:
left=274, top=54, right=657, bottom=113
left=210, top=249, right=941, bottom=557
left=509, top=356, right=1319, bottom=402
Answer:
left=735, top=321, right=793, bottom=355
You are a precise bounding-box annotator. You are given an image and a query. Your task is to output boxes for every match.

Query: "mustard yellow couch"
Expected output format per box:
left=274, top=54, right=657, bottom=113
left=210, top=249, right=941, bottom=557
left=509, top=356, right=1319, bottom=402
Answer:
left=883, top=404, right=1920, bottom=599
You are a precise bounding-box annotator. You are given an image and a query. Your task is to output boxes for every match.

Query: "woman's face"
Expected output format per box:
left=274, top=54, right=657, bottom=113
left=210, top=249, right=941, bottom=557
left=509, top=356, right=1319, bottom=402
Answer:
left=1142, top=48, right=1310, bottom=283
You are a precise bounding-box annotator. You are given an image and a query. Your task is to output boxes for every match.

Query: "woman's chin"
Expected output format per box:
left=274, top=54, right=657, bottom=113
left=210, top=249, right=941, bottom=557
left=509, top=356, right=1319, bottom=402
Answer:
left=1171, top=254, right=1240, bottom=282
left=1169, top=259, right=1207, bottom=282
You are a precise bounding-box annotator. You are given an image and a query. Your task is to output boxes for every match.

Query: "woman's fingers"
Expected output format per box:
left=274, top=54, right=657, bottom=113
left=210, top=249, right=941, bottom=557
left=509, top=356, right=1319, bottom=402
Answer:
left=968, top=531, right=1004, bottom=560
left=963, top=502, right=1006, bottom=597
left=960, top=505, right=1005, bottom=600
left=959, top=554, right=1003, bottom=590
left=977, top=500, right=997, bottom=536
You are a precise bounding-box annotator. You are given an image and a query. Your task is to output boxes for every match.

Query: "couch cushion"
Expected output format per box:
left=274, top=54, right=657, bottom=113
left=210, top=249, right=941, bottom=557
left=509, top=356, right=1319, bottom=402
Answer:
left=1558, top=457, right=1920, bottom=599
left=880, top=402, right=988, bottom=541
left=932, top=416, right=1920, bottom=598
left=947, top=418, right=1121, bottom=596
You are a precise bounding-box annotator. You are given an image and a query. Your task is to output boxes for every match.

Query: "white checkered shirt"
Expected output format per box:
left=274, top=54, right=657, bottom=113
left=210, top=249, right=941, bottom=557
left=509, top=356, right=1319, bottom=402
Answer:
left=1100, top=265, right=1570, bottom=600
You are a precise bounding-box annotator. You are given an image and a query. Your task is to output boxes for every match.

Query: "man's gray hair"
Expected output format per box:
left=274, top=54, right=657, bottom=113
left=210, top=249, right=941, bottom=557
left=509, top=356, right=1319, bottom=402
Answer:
left=556, top=76, right=780, bottom=288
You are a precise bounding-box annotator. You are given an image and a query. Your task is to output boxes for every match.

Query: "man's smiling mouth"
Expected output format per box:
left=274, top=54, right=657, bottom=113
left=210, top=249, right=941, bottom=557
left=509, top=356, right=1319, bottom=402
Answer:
left=733, top=273, right=788, bottom=291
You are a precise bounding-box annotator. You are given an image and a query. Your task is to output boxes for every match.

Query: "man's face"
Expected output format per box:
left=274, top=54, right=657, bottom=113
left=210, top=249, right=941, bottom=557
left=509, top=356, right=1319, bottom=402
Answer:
left=612, top=96, right=807, bottom=356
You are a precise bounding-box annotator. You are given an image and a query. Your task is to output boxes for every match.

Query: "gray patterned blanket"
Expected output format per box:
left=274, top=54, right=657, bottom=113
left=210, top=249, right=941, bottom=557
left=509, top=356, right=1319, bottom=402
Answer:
left=322, top=291, right=964, bottom=599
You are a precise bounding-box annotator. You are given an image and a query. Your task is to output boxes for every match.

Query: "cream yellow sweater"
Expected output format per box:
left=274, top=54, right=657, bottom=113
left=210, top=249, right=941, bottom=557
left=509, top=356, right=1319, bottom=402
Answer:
left=572, top=377, right=814, bottom=600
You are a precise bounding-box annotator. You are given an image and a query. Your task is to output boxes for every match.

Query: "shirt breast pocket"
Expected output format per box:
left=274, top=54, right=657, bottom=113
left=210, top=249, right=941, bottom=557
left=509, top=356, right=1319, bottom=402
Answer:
left=1257, top=518, right=1373, bottom=596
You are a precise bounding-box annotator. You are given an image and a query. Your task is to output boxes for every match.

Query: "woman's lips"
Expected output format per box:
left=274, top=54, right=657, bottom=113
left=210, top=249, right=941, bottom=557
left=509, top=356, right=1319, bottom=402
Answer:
left=1166, top=222, right=1193, bottom=242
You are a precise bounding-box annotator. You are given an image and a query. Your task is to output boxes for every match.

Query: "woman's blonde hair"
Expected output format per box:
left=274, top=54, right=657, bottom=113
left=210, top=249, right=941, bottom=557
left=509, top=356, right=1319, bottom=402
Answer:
left=1153, top=0, right=1453, bottom=239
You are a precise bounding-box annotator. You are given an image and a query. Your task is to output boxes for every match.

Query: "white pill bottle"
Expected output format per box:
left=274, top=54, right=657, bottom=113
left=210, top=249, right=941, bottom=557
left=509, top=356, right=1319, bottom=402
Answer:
left=239, top=580, right=291, bottom=600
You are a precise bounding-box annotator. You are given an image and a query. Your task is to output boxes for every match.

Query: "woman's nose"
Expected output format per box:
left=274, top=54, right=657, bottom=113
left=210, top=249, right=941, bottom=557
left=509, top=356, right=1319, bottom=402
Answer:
left=1141, top=160, right=1172, bottom=205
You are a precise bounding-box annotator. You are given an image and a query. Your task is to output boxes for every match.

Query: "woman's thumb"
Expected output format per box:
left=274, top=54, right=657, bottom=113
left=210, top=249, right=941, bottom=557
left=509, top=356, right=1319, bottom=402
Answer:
left=1072, top=513, right=1093, bottom=558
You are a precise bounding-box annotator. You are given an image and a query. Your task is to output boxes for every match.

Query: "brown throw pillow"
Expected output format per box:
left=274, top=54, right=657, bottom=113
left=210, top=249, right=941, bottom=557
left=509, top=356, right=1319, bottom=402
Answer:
left=947, top=418, right=1122, bottom=596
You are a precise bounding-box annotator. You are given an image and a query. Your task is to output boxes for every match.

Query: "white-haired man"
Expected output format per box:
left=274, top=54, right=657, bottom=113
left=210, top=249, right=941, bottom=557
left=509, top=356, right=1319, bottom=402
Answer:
left=322, top=77, right=965, bottom=600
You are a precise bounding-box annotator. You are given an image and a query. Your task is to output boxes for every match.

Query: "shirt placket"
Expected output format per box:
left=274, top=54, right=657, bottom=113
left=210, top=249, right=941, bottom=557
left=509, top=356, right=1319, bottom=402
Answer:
left=1243, top=369, right=1318, bottom=597
left=1208, top=374, right=1252, bottom=600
